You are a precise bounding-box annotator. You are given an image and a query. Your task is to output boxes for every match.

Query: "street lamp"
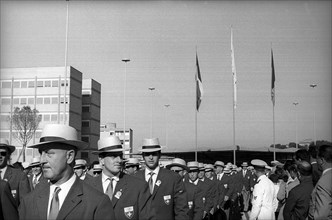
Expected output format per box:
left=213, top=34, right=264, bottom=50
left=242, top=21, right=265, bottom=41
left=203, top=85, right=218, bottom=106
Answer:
left=122, top=58, right=130, bottom=153
left=293, top=102, right=299, bottom=149
left=164, top=104, right=170, bottom=147
left=148, top=87, right=155, bottom=138
left=310, top=84, right=317, bottom=145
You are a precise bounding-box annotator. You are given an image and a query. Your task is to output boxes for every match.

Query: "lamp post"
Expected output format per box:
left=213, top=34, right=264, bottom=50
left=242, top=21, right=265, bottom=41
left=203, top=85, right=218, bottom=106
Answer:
left=148, top=87, right=155, bottom=138
left=164, top=104, right=170, bottom=147
left=122, top=58, right=130, bottom=153
left=310, top=84, right=317, bottom=145
left=293, top=102, right=299, bottom=148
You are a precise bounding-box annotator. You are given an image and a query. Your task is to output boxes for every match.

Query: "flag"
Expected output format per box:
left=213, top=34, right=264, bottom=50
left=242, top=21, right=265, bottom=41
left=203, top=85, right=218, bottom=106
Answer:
left=196, top=53, right=203, bottom=111
left=231, top=27, right=237, bottom=109
left=271, top=49, right=275, bottom=106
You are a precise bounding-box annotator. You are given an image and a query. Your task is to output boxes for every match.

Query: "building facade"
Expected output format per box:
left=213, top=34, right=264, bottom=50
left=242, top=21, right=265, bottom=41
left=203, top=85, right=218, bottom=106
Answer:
left=0, top=66, right=100, bottom=163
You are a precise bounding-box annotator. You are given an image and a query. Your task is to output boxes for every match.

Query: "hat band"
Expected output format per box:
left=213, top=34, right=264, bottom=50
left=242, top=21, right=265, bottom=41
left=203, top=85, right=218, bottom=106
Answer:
left=99, top=145, right=123, bottom=152
left=40, top=136, right=67, bottom=143
left=142, top=145, right=161, bottom=149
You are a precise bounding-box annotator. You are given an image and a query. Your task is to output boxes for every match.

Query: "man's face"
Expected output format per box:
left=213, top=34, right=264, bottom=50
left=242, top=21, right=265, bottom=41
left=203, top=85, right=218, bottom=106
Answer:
left=188, top=170, right=198, bottom=182
left=205, top=170, right=213, bottom=178
left=143, top=151, right=160, bottom=170
left=74, top=166, right=84, bottom=177
left=0, top=148, right=9, bottom=168
left=198, top=170, right=205, bottom=179
left=100, top=152, right=123, bottom=176
left=125, top=165, right=138, bottom=175
left=31, top=165, right=42, bottom=176
left=170, top=166, right=185, bottom=177
left=40, top=148, right=74, bottom=183
left=215, top=166, right=224, bottom=174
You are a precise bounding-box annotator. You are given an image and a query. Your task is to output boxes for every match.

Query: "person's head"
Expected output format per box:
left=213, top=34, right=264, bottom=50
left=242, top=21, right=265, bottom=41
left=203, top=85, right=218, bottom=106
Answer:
left=308, top=145, right=318, bottom=159
left=187, top=161, right=199, bottom=182
left=214, top=161, right=225, bottom=174
left=294, top=149, right=310, bottom=164
left=73, top=159, right=87, bottom=177
left=96, top=136, right=124, bottom=177
left=0, top=138, right=15, bottom=169
left=241, top=162, right=249, bottom=170
left=29, top=124, right=88, bottom=185
left=198, top=163, right=205, bottom=179
left=204, top=164, right=214, bottom=178
left=166, top=158, right=188, bottom=177
left=287, top=164, right=298, bottom=180
left=140, top=138, right=162, bottom=170
left=269, top=173, right=279, bottom=184
left=125, top=158, right=140, bottom=175
left=317, top=144, right=332, bottom=171
left=251, top=159, right=267, bottom=177
left=29, top=156, right=42, bottom=176
left=297, top=160, right=312, bottom=180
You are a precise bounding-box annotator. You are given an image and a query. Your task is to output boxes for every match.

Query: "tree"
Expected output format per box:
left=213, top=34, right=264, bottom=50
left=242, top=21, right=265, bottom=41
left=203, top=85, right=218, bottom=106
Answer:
left=8, top=106, right=42, bottom=162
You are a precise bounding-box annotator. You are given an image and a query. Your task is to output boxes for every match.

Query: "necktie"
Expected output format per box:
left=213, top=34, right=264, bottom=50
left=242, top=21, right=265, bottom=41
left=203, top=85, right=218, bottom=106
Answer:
left=33, top=176, right=37, bottom=188
left=243, top=171, right=246, bottom=177
left=48, top=187, right=61, bottom=220
left=148, top=172, right=154, bottom=194
left=0, top=170, right=2, bottom=179
left=106, top=178, right=114, bottom=200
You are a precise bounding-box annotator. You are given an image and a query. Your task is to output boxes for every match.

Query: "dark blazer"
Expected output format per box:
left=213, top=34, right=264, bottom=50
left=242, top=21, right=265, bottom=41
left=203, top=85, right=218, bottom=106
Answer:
left=84, top=172, right=151, bottom=220
left=18, top=177, right=115, bottom=220
left=3, top=166, right=30, bottom=206
left=283, top=176, right=314, bottom=220
left=197, top=178, right=215, bottom=213
left=134, top=168, right=189, bottom=220
left=237, top=169, right=254, bottom=191
left=184, top=181, right=204, bottom=220
left=0, top=180, right=19, bottom=220
left=27, top=173, right=45, bottom=191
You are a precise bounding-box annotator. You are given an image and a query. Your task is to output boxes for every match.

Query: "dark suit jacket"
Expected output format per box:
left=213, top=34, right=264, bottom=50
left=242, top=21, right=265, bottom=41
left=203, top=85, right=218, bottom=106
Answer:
left=84, top=172, right=151, bottom=220
left=237, top=170, right=254, bottom=191
left=27, top=173, right=45, bottom=191
left=198, top=178, right=215, bottom=213
left=3, top=166, right=30, bottom=206
left=283, top=176, right=314, bottom=220
left=18, top=177, right=115, bottom=220
left=0, top=180, right=19, bottom=220
left=134, top=168, right=189, bottom=220
left=184, top=181, right=204, bottom=220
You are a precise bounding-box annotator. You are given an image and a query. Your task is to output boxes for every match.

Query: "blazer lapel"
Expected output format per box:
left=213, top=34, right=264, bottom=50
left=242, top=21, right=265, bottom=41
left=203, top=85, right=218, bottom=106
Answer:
left=111, top=173, right=127, bottom=208
left=151, top=168, right=164, bottom=198
left=36, top=183, right=50, bottom=220
left=93, top=175, right=103, bottom=193
left=3, top=166, right=13, bottom=181
left=57, top=178, right=83, bottom=220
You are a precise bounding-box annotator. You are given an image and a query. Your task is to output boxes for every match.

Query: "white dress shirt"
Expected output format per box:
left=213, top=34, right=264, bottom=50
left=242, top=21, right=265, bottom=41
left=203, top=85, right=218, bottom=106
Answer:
left=144, top=166, right=160, bottom=192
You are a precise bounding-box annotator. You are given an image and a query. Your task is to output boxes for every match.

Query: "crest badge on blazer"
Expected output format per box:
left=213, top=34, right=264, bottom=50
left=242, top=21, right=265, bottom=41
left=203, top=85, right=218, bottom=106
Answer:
left=163, top=195, right=171, bottom=205
left=124, top=206, right=134, bottom=219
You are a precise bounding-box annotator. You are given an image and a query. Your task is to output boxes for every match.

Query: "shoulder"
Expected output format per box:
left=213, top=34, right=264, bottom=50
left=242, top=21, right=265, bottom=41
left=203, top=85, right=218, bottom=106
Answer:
left=122, top=173, right=147, bottom=186
left=81, top=180, right=106, bottom=197
left=159, top=168, right=182, bottom=180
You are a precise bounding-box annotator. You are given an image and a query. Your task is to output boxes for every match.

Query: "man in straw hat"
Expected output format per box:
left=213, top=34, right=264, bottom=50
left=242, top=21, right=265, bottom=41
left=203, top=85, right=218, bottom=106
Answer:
left=27, top=156, right=45, bottom=190
left=73, top=158, right=88, bottom=180
left=239, top=161, right=255, bottom=214
left=166, top=158, right=189, bottom=179
left=124, top=157, right=140, bottom=175
left=18, top=124, right=115, bottom=220
left=84, top=135, right=151, bottom=220
left=0, top=138, right=30, bottom=206
left=249, top=159, right=276, bottom=220
left=134, top=138, right=189, bottom=220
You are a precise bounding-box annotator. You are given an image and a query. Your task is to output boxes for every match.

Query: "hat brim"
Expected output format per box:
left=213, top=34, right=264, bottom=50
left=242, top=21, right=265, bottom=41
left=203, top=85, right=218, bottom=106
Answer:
left=139, top=147, right=163, bottom=153
left=165, top=163, right=188, bottom=171
left=92, top=148, right=124, bottom=155
left=29, top=140, right=88, bottom=150
left=29, top=162, right=41, bottom=167
left=0, top=144, right=16, bottom=154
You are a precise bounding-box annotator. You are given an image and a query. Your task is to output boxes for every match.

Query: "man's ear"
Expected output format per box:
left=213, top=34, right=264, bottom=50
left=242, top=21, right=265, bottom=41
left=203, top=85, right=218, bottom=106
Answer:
left=67, top=149, right=75, bottom=164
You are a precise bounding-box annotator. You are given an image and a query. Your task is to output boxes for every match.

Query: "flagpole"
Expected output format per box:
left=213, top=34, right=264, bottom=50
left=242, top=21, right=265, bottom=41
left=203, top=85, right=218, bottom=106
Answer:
left=195, top=105, right=198, bottom=161
left=273, top=102, right=276, bottom=161
left=231, top=26, right=237, bottom=164
left=63, top=0, right=69, bottom=124
left=271, top=46, right=276, bottom=161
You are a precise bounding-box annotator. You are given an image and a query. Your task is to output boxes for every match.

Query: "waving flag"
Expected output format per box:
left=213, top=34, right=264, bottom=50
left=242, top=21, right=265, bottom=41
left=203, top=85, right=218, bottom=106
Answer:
left=196, top=53, right=203, bottom=111
left=271, top=49, right=275, bottom=106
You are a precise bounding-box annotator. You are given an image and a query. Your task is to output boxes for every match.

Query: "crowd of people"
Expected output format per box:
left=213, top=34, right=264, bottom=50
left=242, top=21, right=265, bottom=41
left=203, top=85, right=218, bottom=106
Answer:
left=0, top=123, right=331, bottom=220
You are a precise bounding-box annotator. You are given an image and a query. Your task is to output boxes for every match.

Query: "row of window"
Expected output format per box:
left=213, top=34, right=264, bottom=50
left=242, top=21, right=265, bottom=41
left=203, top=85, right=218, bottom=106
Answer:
left=1, top=80, right=69, bottom=89
left=1, top=97, right=68, bottom=106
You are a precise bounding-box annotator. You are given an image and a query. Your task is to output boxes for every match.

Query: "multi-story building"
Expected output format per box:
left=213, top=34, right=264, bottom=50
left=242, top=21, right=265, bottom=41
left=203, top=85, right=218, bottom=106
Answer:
left=0, top=66, right=100, bottom=163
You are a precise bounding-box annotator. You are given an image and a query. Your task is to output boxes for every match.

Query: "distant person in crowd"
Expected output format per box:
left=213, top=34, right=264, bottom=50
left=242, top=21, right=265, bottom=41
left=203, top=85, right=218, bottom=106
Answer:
left=249, top=159, right=276, bottom=220
left=0, top=179, right=19, bottom=220
left=92, top=164, right=102, bottom=177
left=283, top=160, right=313, bottom=220
left=239, top=162, right=254, bottom=213
left=18, top=124, right=115, bottom=220
left=204, top=164, right=215, bottom=180
left=84, top=135, right=151, bottom=220
left=166, top=158, right=188, bottom=179
left=294, top=149, right=310, bottom=164
left=73, top=158, right=88, bottom=180
left=87, top=160, right=100, bottom=177
left=134, top=138, right=189, bottom=220
left=308, top=145, right=322, bottom=186
left=198, top=163, right=215, bottom=220
left=0, top=138, right=30, bottom=206
left=125, top=158, right=140, bottom=175
left=27, top=156, right=45, bottom=190
left=308, top=144, right=332, bottom=220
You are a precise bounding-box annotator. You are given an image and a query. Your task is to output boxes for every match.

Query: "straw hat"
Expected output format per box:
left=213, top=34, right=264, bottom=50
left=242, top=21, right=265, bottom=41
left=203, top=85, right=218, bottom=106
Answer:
left=28, top=124, right=88, bottom=150
left=125, top=158, right=140, bottom=167
left=93, top=164, right=102, bottom=172
left=204, top=164, right=214, bottom=171
left=166, top=158, right=188, bottom=171
left=74, top=159, right=87, bottom=169
left=198, top=162, right=205, bottom=171
left=29, top=156, right=41, bottom=168
left=241, top=162, right=249, bottom=167
left=187, top=161, right=199, bottom=171
left=94, top=136, right=123, bottom=154
left=0, top=138, right=16, bottom=154
left=214, top=161, right=225, bottom=167
left=139, top=138, right=163, bottom=152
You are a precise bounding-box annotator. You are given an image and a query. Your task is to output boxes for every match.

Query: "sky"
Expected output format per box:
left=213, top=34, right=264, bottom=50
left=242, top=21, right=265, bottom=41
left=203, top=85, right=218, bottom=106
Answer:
left=1, top=1, right=331, bottom=153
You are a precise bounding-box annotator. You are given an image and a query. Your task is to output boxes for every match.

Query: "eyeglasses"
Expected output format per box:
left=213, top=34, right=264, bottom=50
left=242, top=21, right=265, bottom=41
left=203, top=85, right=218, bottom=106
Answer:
left=0, top=152, right=7, bottom=156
